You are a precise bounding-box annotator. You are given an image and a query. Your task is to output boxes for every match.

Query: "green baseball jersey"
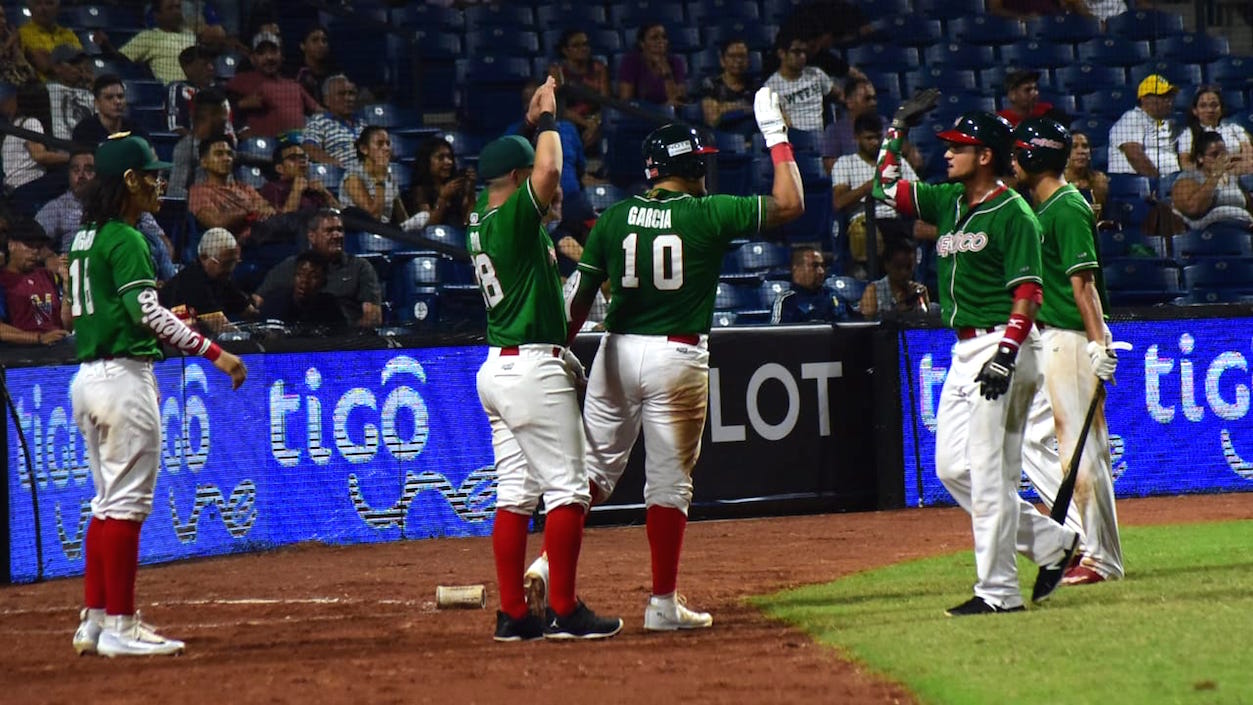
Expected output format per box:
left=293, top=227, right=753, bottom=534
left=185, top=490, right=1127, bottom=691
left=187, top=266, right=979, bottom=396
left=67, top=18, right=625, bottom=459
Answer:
left=578, top=189, right=763, bottom=335
left=466, top=179, right=566, bottom=347
left=1035, top=184, right=1111, bottom=331
left=909, top=182, right=1043, bottom=328
left=66, top=219, right=163, bottom=361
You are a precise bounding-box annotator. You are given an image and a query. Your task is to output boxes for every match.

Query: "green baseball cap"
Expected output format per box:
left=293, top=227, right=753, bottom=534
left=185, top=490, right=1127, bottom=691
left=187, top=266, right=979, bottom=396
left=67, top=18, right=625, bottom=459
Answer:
left=95, top=133, right=173, bottom=176
left=477, top=135, right=535, bottom=180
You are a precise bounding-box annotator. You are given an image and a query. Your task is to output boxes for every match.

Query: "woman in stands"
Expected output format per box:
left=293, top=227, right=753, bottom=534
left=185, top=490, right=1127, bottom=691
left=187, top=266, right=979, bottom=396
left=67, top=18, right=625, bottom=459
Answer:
left=617, top=23, right=686, bottom=108
left=340, top=125, right=403, bottom=224
left=1170, top=132, right=1253, bottom=230
left=401, top=136, right=475, bottom=229
left=1064, top=130, right=1110, bottom=222
left=0, top=82, right=69, bottom=216
left=550, top=28, right=608, bottom=150
left=1177, top=86, right=1252, bottom=173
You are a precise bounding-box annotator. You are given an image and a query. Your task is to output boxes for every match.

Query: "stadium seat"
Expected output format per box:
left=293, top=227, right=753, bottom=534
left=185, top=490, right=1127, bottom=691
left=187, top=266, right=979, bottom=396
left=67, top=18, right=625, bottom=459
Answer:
left=1182, top=258, right=1253, bottom=291
left=1222, top=90, right=1247, bottom=115
left=999, top=40, right=1073, bottom=70
left=1099, top=228, right=1148, bottom=258
left=1075, top=37, right=1151, bottom=67
left=1207, top=56, right=1253, bottom=88
left=309, top=162, right=344, bottom=187
left=712, top=311, right=738, bottom=327
left=759, top=279, right=791, bottom=309
left=932, top=93, right=995, bottom=125
left=1055, top=63, right=1126, bottom=97
left=923, top=44, right=995, bottom=72
left=421, top=224, right=466, bottom=252
left=1078, top=90, right=1135, bottom=121
left=1130, top=62, right=1202, bottom=92
left=396, top=254, right=441, bottom=286
left=714, top=281, right=752, bottom=310
left=464, top=4, right=534, bottom=28
left=827, top=276, right=867, bottom=310
left=612, top=2, right=686, bottom=26
left=213, top=51, right=240, bottom=80
left=64, top=4, right=137, bottom=29
left=759, top=0, right=796, bottom=22
left=534, top=3, right=608, bottom=29
left=1105, top=10, right=1185, bottom=43
left=1109, top=174, right=1152, bottom=200
left=948, top=15, right=1027, bottom=46
left=704, top=22, right=777, bottom=53
left=1173, top=289, right=1253, bottom=305
left=237, top=136, right=273, bottom=162
left=1027, top=13, right=1101, bottom=45
left=915, top=0, right=986, bottom=21
left=736, top=241, right=789, bottom=275
left=903, top=68, right=978, bottom=95
left=585, top=184, right=627, bottom=214
left=688, top=0, right=760, bottom=23
left=1102, top=258, right=1182, bottom=305
left=845, top=45, right=920, bottom=72
left=392, top=3, right=463, bottom=30
left=774, top=183, right=833, bottom=245
left=877, top=16, right=943, bottom=48
left=391, top=286, right=440, bottom=326
left=89, top=57, right=152, bottom=80
left=1159, top=33, right=1230, bottom=65
left=857, top=0, right=912, bottom=14
left=349, top=232, right=402, bottom=255
left=1172, top=226, right=1253, bottom=261
left=465, top=28, right=541, bottom=57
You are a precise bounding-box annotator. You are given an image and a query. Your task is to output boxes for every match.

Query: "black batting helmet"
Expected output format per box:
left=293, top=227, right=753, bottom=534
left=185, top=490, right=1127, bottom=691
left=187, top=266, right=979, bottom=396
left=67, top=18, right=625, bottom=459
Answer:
left=1013, top=117, right=1072, bottom=175
left=642, top=123, right=718, bottom=181
left=937, top=111, right=1014, bottom=175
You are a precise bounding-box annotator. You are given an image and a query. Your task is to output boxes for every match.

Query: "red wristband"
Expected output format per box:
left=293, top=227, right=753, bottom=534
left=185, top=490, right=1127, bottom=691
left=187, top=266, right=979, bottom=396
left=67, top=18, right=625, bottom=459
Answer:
left=770, top=143, right=795, bottom=166
left=1000, top=313, right=1032, bottom=350
left=204, top=341, right=223, bottom=362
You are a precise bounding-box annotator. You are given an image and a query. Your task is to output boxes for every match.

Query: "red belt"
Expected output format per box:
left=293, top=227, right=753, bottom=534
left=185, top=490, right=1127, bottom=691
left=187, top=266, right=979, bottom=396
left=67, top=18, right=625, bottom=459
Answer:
left=499, top=346, right=560, bottom=357
left=956, top=327, right=998, bottom=341
left=667, top=334, right=701, bottom=345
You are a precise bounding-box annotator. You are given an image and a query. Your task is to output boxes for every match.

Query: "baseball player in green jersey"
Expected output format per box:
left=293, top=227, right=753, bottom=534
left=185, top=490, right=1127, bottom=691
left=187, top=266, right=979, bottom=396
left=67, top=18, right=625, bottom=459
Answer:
left=66, top=134, right=247, bottom=657
left=562, top=86, right=803, bottom=630
left=1013, top=117, right=1128, bottom=587
left=468, top=77, right=622, bottom=642
left=873, top=96, right=1079, bottom=615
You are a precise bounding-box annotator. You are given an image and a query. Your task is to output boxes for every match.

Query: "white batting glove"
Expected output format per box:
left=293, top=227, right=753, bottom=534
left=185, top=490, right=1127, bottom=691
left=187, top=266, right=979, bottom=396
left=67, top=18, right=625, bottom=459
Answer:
left=754, top=86, right=788, bottom=148
left=561, top=347, right=587, bottom=388
left=1087, top=340, right=1132, bottom=381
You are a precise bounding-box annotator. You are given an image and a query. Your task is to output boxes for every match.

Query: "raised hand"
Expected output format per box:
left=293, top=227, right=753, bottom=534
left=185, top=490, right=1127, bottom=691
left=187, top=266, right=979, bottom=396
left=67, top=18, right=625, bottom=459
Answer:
left=753, top=86, right=788, bottom=148
left=892, top=88, right=941, bottom=129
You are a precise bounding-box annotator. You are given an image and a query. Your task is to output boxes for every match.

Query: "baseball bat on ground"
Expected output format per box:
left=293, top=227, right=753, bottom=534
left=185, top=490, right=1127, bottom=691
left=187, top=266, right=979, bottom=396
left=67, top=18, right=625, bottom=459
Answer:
left=1050, top=381, right=1106, bottom=524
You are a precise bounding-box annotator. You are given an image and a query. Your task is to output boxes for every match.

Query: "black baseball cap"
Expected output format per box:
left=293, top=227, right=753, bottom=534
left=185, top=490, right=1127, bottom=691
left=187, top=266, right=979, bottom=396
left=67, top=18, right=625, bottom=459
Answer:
left=5, top=218, right=54, bottom=247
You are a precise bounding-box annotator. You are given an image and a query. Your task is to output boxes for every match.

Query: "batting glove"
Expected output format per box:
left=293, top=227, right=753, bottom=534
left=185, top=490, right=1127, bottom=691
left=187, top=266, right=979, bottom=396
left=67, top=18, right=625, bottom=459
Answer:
left=754, top=86, right=788, bottom=148
left=1088, top=340, right=1132, bottom=382
left=975, top=344, right=1017, bottom=400
left=891, top=88, right=941, bottom=130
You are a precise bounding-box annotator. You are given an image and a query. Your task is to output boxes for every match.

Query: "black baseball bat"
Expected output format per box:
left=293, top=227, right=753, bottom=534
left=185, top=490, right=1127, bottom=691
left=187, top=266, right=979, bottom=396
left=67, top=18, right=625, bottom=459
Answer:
left=1050, top=381, right=1106, bottom=524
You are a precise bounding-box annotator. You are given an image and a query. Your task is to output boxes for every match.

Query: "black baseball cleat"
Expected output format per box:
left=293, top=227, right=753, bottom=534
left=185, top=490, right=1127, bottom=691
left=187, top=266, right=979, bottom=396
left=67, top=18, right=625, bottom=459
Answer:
left=945, top=596, right=1026, bottom=617
left=493, top=610, right=545, bottom=642
left=1032, top=533, right=1082, bottom=603
left=543, top=601, right=624, bottom=640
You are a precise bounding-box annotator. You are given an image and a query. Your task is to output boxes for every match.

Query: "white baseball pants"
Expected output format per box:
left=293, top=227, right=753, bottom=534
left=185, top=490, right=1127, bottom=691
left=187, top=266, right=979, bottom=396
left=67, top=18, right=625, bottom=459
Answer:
left=477, top=345, right=591, bottom=513
left=1021, top=327, right=1124, bottom=579
left=71, top=359, right=161, bottom=522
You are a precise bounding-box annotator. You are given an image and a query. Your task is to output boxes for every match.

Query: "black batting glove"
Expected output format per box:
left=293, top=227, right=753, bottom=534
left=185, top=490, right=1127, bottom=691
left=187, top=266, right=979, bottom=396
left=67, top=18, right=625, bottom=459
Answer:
left=975, top=344, right=1018, bottom=401
left=891, top=88, right=941, bottom=130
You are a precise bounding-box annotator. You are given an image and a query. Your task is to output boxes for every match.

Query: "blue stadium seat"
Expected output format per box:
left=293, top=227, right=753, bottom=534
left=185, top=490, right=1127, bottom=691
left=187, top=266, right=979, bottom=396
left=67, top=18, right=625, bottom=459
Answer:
left=714, top=281, right=752, bottom=310
left=1099, top=228, right=1147, bottom=258
left=1078, top=90, right=1136, bottom=121
left=464, top=4, right=534, bottom=28
left=1040, top=93, right=1077, bottom=118
left=1231, top=113, right=1253, bottom=139
left=923, top=44, right=995, bottom=72
left=237, top=136, right=274, bottom=162
left=949, top=15, right=1027, bottom=46
left=1103, top=258, right=1182, bottom=305
left=585, top=183, right=627, bottom=214
left=1172, top=226, right=1253, bottom=261
left=1158, top=33, right=1230, bottom=65
left=759, top=0, right=797, bottom=22
left=932, top=93, right=995, bottom=125
left=465, top=28, right=541, bottom=57
left=90, top=57, right=152, bottom=80
left=129, top=106, right=167, bottom=135
left=688, top=0, right=760, bottom=22
left=916, top=0, right=986, bottom=21
left=1108, top=174, right=1152, bottom=200
left=1208, top=56, right=1253, bottom=87
left=1130, top=62, right=1202, bottom=92
left=903, top=68, right=978, bottom=95
left=775, top=183, right=833, bottom=245
left=235, top=165, right=268, bottom=191
left=704, top=22, right=777, bottom=53
left=64, top=4, right=137, bottom=29
left=437, top=257, right=477, bottom=287
left=349, top=232, right=402, bottom=255
left=857, top=0, right=912, bottom=14
left=1222, top=90, right=1248, bottom=115
left=846, top=44, right=920, bottom=73
left=534, top=3, right=609, bottom=29
left=392, top=3, right=463, bottom=29
left=1027, top=13, right=1101, bottom=45
left=789, top=129, right=822, bottom=155
left=410, top=30, right=461, bottom=61
left=613, top=2, right=686, bottom=26
left=391, top=286, right=440, bottom=326
left=1182, top=258, right=1253, bottom=290
left=396, top=254, right=441, bottom=286
left=827, top=276, right=867, bottom=309
left=422, top=224, right=467, bottom=252
left=1055, top=63, right=1126, bottom=97
left=213, top=51, right=241, bottom=80
left=736, top=241, right=789, bottom=275
left=1173, top=289, right=1253, bottom=305
left=1105, top=10, right=1185, bottom=43
left=359, top=102, right=407, bottom=128
left=712, top=311, right=738, bottom=327
left=998, top=40, right=1073, bottom=70
left=759, top=279, right=791, bottom=309
left=309, top=162, right=344, bottom=187
left=1075, top=37, right=1151, bottom=67
left=877, top=16, right=943, bottom=48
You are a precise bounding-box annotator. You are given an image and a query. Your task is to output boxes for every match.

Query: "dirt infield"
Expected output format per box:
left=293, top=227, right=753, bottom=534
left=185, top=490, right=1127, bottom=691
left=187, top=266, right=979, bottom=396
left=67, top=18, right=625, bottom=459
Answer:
left=3, top=493, right=1250, bottom=705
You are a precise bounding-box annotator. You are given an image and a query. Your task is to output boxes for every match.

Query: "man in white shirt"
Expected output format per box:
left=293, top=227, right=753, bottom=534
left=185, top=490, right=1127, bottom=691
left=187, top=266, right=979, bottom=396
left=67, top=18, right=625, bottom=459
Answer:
left=1108, top=74, right=1180, bottom=178
left=45, top=44, right=95, bottom=140
left=764, top=30, right=837, bottom=133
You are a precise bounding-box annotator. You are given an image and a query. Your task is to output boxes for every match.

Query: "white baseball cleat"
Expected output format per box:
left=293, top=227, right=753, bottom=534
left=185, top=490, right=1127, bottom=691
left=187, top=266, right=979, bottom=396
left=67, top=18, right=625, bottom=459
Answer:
left=96, top=613, right=185, bottom=657
left=523, top=553, right=549, bottom=620
left=72, top=608, right=104, bottom=656
left=644, top=593, right=713, bottom=631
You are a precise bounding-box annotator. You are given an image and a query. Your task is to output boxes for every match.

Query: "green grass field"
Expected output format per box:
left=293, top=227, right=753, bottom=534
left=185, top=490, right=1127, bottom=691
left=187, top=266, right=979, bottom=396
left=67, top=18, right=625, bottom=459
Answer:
left=753, top=521, right=1253, bottom=705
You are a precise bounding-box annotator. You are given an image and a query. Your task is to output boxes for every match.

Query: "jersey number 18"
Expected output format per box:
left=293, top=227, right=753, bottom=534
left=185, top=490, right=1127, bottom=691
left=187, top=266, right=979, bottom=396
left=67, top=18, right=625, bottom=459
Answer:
left=473, top=252, right=504, bottom=309
left=621, top=232, right=683, bottom=290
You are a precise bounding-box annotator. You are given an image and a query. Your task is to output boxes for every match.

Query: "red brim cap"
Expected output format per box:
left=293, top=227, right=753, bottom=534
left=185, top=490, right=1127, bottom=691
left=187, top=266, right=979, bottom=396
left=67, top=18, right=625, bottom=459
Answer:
left=694, top=146, right=719, bottom=154
left=937, top=130, right=983, bottom=146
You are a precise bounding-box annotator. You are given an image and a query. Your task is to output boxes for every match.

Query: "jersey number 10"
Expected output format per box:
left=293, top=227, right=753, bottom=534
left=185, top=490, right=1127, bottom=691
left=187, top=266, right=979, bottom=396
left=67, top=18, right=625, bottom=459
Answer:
left=622, top=232, right=683, bottom=290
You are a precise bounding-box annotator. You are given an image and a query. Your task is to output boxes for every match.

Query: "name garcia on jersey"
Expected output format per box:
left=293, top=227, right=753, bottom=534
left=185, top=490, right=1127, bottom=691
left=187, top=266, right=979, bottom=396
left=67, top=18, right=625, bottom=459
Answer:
left=627, top=206, right=673, bottom=230
left=936, top=231, right=989, bottom=257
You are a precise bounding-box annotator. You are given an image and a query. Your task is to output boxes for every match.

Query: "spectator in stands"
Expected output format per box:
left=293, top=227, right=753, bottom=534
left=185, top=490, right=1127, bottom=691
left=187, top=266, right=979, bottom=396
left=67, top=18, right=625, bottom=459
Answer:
left=822, top=77, right=925, bottom=175
left=257, top=250, right=347, bottom=329
left=1170, top=133, right=1253, bottom=230
left=2, top=82, right=69, bottom=216
left=257, top=208, right=381, bottom=327
left=119, top=0, right=197, bottom=84
left=261, top=134, right=340, bottom=214
left=401, top=136, right=474, bottom=230
left=997, top=69, right=1068, bottom=129
left=1076, top=0, right=1127, bottom=22
left=17, top=0, right=81, bottom=81
left=45, top=44, right=95, bottom=141
left=832, top=114, right=931, bottom=278
left=0, top=218, right=69, bottom=345
left=765, top=29, right=837, bottom=133
left=549, top=28, right=608, bottom=150
left=227, top=31, right=321, bottom=139
left=166, top=44, right=234, bottom=138
left=1064, top=130, right=1110, bottom=221
left=784, top=0, right=874, bottom=53
left=291, top=25, right=338, bottom=105
left=339, top=126, right=403, bottom=224
left=1109, top=74, right=1180, bottom=179
left=617, top=23, right=687, bottom=108
left=0, top=5, right=38, bottom=86
left=698, top=39, right=756, bottom=135
left=858, top=238, right=931, bottom=319
left=303, top=74, right=364, bottom=168
left=168, top=86, right=231, bottom=198
left=189, top=131, right=276, bottom=243
left=160, top=227, right=259, bottom=334
left=35, top=149, right=176, bottom=280
left=1177, top=86, right=1253, bottom=173
left=71, top=74, right=149, bottom=147
left=506, top=80, right=589, bottom=217
left=770, top=247, right=848, bottom=323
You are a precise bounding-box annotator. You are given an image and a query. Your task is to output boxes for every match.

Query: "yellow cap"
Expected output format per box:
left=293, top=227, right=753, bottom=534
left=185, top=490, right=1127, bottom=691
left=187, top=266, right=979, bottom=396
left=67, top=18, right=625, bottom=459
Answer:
left=1137, top=74, right=1177, bottom=99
